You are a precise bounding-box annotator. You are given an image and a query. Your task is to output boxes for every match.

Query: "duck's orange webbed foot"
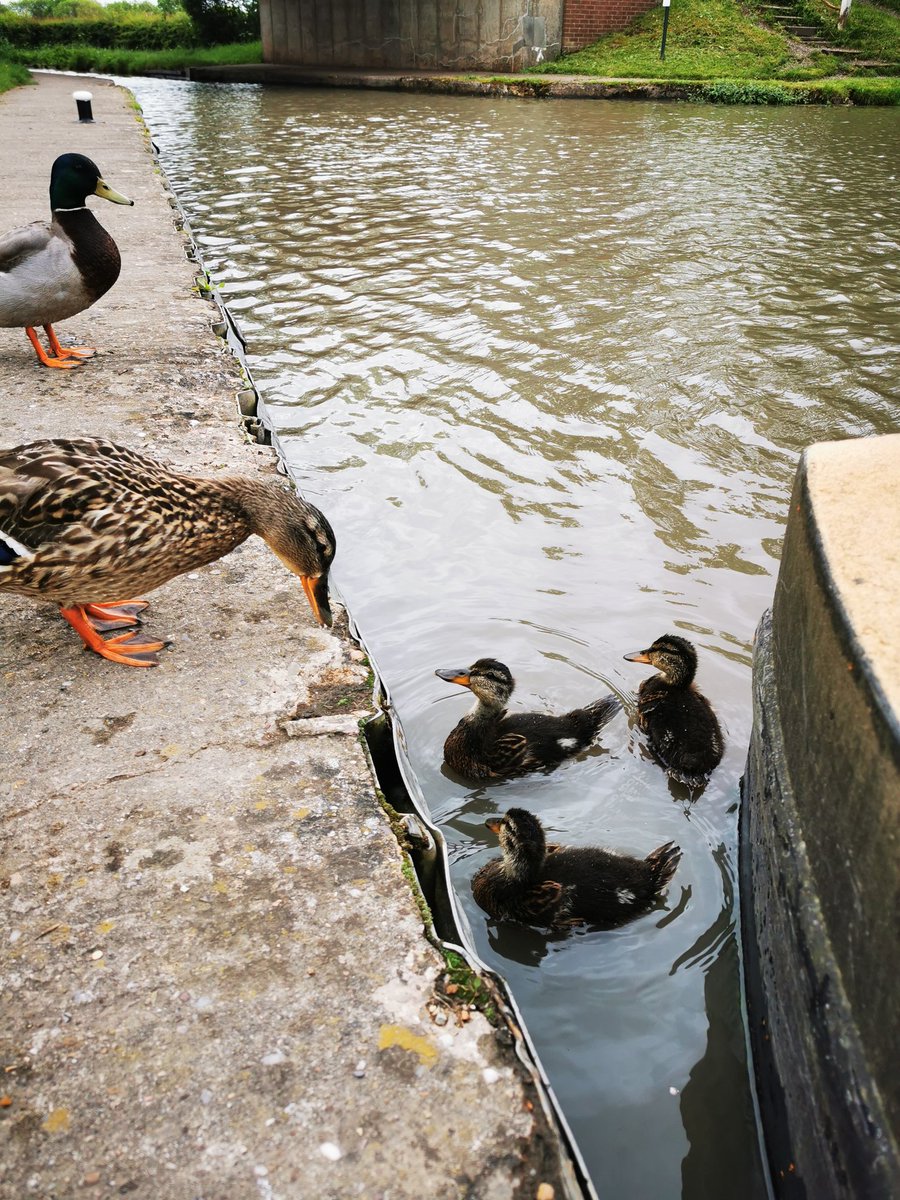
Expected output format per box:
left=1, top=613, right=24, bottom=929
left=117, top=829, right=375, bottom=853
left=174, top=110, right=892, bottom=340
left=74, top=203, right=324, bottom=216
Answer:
left=59, top=605, right=166, bottom=667
left=25, top=327, right=81, bottom=369
left=44, top=324, right=96, bottom=361
left=83, top=599, right=150, bottom=631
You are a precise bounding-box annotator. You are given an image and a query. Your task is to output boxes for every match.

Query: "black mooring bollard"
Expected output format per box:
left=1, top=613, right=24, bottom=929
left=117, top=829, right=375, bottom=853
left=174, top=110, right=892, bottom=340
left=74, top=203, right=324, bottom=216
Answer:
left=73, top=90, right=94, bottom=122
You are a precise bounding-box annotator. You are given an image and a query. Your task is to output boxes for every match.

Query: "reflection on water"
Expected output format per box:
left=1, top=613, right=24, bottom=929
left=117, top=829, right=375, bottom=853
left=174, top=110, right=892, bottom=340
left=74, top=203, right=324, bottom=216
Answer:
left=126, top=77, right=900, bottom=1199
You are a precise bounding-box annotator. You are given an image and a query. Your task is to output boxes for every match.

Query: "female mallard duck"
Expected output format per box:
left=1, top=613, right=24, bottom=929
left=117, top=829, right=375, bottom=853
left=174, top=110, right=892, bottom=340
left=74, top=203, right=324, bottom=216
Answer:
left=435, top=658, right=620, bottom=782
left=473, top=807, right=681, bottom=928
left=0, top=153, right=133, bottom=369
left=624, top=634, right=724, bottom=786
left=0, top=437, right=335, bottom=667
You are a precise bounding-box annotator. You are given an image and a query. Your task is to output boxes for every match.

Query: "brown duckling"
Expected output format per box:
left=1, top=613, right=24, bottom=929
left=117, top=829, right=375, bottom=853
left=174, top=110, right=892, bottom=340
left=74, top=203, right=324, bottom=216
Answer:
left=435, top=658, right=620, bottom=782
left=624, top=634, right=724, bottom=787
left=473, top=807, right=681, bottom=928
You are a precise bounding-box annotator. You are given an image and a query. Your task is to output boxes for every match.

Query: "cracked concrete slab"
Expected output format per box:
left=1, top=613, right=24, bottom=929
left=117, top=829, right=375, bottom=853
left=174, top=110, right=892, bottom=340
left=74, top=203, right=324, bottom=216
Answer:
left=0, top=73, right=577, bottom=1200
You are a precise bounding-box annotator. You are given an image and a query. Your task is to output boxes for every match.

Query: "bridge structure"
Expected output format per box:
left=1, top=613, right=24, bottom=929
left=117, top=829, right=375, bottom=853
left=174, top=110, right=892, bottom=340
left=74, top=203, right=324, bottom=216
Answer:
left=258, top=0, right=658, bottom=71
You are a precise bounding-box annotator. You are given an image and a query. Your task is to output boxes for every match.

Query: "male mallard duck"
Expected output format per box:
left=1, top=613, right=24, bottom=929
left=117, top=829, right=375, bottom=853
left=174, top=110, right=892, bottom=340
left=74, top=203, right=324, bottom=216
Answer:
left=0, top=437, right=335, bottom=667
left=624, top=634, right=724, bottom=786
left=0, top=153, right=133, bottom=369
left=473, top=807, right=681, bottom=928
left=435, top=658, right=620, bottom=782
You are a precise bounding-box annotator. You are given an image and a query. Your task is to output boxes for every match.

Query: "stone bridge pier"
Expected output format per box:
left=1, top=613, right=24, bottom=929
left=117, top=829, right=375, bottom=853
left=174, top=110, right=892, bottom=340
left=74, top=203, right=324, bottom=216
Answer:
left=258, top=0, right=659, bottom=71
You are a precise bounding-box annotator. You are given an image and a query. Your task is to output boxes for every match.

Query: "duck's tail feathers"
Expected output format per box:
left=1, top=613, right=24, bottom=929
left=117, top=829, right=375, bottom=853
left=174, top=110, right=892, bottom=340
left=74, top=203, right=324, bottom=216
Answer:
left=646, top=841, right=682, bottom=892
left=583, top=693, right=622, bottom=733
left=0, top=528, right=35, bottom=566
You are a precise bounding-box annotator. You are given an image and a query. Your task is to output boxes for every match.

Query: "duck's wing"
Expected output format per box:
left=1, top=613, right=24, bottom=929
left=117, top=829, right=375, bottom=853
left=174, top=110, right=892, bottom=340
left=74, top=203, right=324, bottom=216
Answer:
left=519, top=881, right=569, bottom=924
left=0, top=454, right=48, bottom=549
left=485, top=731, right=544, bottom=777
left=0, top=439, right=170, bottom=551
left=0, top=221, right=54, bottom=274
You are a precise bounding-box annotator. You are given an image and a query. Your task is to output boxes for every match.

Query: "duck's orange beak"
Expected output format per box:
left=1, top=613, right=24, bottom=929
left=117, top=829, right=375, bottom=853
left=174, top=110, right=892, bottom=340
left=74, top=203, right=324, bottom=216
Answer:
left=623, top=650, right=652, bottom=663
left=300, top=573, right=333, bottom=627
left=435, top=668, right=471, bottom=687
left=485, top=817, right=503, bottom=835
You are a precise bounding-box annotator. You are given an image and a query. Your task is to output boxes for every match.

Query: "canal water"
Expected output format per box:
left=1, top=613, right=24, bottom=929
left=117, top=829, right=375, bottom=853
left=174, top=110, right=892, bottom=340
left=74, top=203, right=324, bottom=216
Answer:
left=125, top=79, right=899, bottom=1199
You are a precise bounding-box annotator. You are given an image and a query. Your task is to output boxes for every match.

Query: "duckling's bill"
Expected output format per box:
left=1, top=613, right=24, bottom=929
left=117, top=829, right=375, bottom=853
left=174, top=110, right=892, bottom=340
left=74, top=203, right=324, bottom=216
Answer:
left=435, top=668, right=471, bottom=686
left=94, top=178, right=133, bottom=206
left=623, top=649, right=652, bottom=663
left=484, top=817, right=503, bottom=834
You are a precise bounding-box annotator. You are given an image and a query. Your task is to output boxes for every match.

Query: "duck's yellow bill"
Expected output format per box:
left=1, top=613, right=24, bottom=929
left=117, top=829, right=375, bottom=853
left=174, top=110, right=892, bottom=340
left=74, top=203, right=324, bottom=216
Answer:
left=435, top=669, right=471, bottom=686
left=623, top=650, right=652, bottom=663
left=94, top=178, right=134, bottom=206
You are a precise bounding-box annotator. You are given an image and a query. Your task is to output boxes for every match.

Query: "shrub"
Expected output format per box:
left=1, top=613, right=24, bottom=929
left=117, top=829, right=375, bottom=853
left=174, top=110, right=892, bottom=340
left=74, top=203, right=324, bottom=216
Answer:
left=0, top=12, right=197, bottom=49
left=700, top=79, right=805, bottom=102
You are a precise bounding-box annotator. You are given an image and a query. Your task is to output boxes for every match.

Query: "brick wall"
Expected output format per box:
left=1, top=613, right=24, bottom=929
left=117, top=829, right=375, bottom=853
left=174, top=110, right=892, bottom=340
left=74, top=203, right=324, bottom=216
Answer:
left=562, top=0, right=658, bottom=49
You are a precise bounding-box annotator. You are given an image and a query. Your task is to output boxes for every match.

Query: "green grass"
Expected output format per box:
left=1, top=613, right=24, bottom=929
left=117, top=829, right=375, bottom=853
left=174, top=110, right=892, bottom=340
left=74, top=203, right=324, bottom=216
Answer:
left=535, top=0, right=801, bottom=79
left=792, top=0, right=900, bottom=61
left=6, top=39, right=261, bottom=74
left=0, top=58, right=32, bottom=93
left=533, top=0, right=899, bottom=81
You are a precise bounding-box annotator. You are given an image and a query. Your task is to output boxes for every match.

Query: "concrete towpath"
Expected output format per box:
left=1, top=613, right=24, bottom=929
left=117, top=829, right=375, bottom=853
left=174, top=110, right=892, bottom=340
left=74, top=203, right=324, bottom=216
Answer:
left=0, top=72, right=576, bottom=1200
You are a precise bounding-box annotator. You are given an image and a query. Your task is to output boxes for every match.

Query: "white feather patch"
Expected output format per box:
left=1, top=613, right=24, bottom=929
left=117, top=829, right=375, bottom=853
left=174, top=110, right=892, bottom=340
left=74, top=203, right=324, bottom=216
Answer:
left=0, top=528, right=35, bottom=560
left=557, top=737, right=578, bottom=750
left=616, top=888, right=636, bottom=905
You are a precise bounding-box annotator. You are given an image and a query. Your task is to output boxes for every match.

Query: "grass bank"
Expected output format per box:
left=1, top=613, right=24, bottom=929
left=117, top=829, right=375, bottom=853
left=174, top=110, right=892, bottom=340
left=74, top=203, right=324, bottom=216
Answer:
left=0, top=58, right=32, bottom=94
left=2, top=40, right=261, bottom=76
left=532, top=0, right=900, bottom=102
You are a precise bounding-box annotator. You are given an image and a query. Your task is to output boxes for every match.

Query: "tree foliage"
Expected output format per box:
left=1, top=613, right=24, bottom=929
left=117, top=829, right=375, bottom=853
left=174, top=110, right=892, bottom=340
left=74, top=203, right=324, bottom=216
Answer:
left=2, top=0, right=259, bottom=46
left=178, top=0, right=258, bottom=44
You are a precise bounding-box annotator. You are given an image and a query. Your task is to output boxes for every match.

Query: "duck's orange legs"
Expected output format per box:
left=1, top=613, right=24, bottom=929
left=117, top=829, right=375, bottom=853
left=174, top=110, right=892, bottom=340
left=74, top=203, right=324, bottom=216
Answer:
left=25, top=326, right=81, bottom=369
left=44, top=324, right=96, bottom=361
left=59, top=604, right=165, bottom=667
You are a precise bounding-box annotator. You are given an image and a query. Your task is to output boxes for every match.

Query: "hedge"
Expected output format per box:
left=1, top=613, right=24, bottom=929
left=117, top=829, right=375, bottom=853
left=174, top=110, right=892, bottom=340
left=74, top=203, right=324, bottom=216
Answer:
left=0, top=13, right=197, bottom=50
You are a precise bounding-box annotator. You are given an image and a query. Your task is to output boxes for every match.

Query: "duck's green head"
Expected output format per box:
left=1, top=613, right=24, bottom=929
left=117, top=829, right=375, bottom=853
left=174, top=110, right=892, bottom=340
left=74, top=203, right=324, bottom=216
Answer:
left=49, top=153, right=133, bottom=211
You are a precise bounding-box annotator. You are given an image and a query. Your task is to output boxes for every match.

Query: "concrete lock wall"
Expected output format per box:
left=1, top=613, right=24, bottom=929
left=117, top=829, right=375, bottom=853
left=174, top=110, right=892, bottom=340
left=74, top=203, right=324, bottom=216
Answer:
left=741, top=434, right=900, bottom=1198
left=259, top=0, right=563, bottom=70
left=258, top=1, right=658, bottom=69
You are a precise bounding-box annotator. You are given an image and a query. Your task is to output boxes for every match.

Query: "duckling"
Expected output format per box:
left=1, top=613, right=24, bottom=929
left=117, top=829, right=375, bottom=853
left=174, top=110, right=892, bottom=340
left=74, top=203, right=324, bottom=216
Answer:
left=473, top=807, right=681, bottom=928
left=0, top=153, right=133, bottom=368
left=624, top=634, right=724, bottom=786
left=435, top=658, right=620, bottom=782
left=0, top=437, right=335, bottom=667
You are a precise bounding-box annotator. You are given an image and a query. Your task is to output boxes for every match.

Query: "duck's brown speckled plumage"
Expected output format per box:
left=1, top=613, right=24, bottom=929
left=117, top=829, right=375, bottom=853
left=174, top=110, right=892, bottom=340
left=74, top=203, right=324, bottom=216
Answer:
left=0, top=438, right=336, bottom=662
left=472, top=808, right=681, bottom=929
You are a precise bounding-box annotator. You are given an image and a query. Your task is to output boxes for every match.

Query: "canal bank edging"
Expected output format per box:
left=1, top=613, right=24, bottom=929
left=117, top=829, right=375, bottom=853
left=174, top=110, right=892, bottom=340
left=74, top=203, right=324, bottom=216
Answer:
left=143, top=95, right=597, bottom=1200
left=185, top=63, right=897, bottom=106
left=360, top=705, right=600, bottom=1200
